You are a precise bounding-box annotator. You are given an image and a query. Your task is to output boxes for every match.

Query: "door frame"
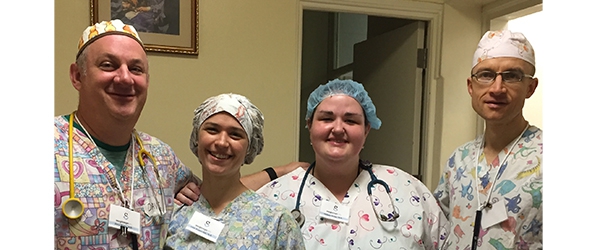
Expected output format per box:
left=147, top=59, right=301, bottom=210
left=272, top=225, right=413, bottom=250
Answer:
left=297, top=0, right=444, bottom=185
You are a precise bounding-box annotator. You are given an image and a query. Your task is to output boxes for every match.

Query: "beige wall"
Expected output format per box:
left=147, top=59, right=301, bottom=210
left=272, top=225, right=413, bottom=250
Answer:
left=55, top=1, right=302, bottom=178
left=433, top=1, right=483, bottom=188
left=54, top=0, right=493, bottom=187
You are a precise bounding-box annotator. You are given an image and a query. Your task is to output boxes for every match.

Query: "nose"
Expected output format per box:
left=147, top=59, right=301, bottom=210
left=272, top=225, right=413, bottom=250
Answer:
left=488, top=74, right=506, bottom=93
left=113, top=65, right=134, bottom=85
left=214, top=133, right=229, bottom=147
left=331, top=120, right=345, bottom=135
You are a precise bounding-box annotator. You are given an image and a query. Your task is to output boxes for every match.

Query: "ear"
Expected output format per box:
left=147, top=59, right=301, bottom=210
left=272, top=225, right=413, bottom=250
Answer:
left=364, top=123, right=371, bottom=137
left=69, top=63, right=83, bottom=91
left=467, top=77, right=474, bottom=96
left=525, top=78, right=539, bottom=99
left=306, top=118, right=313, bottom=130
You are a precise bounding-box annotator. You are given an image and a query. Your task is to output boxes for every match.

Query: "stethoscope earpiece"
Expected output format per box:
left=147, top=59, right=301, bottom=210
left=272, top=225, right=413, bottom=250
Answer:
left=62, top=197, right=84, bottom=219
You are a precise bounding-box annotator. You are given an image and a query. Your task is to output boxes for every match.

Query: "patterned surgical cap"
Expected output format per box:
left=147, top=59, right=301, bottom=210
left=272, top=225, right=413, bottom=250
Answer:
left=472, top=30, right=535, bottom=69
left=77, top=19, right=144, bottom=59
left=305, top=79, right=381, bottom=130
left=189, top=93, right=264, bottom=165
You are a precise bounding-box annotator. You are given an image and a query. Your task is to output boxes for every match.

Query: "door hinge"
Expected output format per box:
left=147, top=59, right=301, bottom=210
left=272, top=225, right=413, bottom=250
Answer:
left=417, top=48, right=427, bottom=69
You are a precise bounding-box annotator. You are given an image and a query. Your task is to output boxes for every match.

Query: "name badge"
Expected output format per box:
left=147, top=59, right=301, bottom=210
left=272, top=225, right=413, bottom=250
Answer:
left=108, top=204, right=141, bottom=235
left=185, top=212, right=225, bottom=243
left=481, top=199, right=508, bottom=229
left=319, top=200, right=350, bottom=223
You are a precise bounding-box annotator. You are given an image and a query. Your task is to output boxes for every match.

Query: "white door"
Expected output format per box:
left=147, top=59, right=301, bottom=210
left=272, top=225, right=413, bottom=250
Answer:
left=353, top=21, right=425, bottom=178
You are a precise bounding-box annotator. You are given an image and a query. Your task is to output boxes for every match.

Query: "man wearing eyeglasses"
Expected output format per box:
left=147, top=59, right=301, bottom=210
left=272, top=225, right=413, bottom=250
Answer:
left=433, top=30, right=542, bottom=250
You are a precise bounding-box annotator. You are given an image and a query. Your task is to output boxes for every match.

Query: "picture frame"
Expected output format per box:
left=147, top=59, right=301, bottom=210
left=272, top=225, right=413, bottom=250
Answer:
left=91, top=0, right=198, bottom=55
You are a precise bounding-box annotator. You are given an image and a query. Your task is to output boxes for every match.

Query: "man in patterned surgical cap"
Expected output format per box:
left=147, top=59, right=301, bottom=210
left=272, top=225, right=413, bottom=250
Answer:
left=54, top=19, right=199, bottom=250
left=433, top=30, right=542, bottom=249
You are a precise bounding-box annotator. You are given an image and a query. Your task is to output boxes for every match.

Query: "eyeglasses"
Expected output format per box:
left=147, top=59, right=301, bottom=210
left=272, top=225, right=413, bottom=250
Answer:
left=471, top=70, right=534, bottom=84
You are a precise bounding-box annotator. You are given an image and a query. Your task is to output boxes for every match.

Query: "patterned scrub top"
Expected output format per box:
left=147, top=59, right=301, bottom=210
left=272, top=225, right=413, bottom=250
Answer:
left=165, top=189, right=305, bottom=249
left=54, top=115, right=195, bottom=249
left=256, top=164, right=449, bottom=249
left=433, top=125, right=543, bottom=249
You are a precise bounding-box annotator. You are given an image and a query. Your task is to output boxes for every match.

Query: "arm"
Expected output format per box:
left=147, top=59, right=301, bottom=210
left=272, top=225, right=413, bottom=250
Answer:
left=412, top=177, right=449, bottom=250
left=274, top=209, right=306, bottom=250
left=174, top=161, right=310, bottom=205
left=427, top=154, right=456, bottom=249
left=421, top=193, right=450, bottom=250
left=241, top=161, right=310, bottom=191
left=174, top=175, right=201, bottom=206
left=164, top=139, right=202, bottom=205
left=433, top=154, right=455, bottom=218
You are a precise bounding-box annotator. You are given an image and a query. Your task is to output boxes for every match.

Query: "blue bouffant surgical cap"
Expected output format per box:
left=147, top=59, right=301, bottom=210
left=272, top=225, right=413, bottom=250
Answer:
left=305, top=79, right=382, bottom=130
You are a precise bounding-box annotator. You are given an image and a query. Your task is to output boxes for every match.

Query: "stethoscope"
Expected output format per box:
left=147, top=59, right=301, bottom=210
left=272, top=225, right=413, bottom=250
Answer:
left=291, top=160, right=399, bottom=228
left=62, top=111, right=165, bottom=221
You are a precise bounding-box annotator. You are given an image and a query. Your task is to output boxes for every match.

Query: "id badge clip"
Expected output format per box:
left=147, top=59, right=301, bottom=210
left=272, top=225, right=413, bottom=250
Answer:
left=481, top=199, right=508, bottom=229
left=108, top=204, right=141, bottom=235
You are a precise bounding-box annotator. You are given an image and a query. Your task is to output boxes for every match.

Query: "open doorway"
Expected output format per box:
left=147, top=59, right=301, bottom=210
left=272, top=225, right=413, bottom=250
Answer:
left=299, top=10, right=429, bottom=180
left=497, top=7, right=543, bottom=129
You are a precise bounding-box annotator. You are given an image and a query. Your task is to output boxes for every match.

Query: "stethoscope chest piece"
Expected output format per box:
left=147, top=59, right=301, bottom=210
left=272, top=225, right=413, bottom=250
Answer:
left=291, top=208, right=305, bottom=228
left=63, top=197, right=84, bottom=219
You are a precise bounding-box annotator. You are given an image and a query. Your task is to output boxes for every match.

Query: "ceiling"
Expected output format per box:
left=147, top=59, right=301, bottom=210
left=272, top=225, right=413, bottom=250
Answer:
left=478, top=0, right=500, bottom=5
left=447, top=0, right=500, bottom=7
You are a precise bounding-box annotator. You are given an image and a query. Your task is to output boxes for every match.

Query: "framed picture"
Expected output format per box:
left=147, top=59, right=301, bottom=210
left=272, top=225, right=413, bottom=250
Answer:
left=91, top=0, right=198, bottom=55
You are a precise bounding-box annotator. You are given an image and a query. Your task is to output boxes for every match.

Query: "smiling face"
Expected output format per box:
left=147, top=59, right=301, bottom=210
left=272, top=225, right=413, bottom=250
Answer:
left=196, top=112, right=249, bottom=177
left=307, top=95, right=371, bottom=164
left=71, top=34, right=149, bottom=123
left=467, top=57, right=538, bottom=127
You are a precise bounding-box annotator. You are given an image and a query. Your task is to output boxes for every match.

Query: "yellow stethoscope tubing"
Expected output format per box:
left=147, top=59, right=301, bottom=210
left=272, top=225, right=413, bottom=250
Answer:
left=135, top=133, right=158, bottom=170
left=62, top=113, right=85, bottom=220
left=62, top=112, right=165, bottom=220
left=134, top=131, right=165, bottom=218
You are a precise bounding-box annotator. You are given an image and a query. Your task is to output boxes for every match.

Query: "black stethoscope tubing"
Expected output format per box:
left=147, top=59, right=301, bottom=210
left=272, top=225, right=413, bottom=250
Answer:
left=291, top=160, right=398, bottom=228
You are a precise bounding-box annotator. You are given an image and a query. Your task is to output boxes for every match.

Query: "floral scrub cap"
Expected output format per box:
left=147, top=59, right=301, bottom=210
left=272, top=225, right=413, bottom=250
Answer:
left=190, top=93, right=265, bottom=165
left=77, top=19, right=143, bottom=59
left=472, top=30, right=536, bottom=69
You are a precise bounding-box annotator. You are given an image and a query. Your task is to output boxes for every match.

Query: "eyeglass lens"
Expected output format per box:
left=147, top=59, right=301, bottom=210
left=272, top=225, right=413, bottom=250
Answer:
left=474, top=71, right=525, bottom=83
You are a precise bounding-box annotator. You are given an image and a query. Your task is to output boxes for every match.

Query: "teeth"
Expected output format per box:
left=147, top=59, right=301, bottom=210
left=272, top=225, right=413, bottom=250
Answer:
left=212, top=153, right=229, bottom=159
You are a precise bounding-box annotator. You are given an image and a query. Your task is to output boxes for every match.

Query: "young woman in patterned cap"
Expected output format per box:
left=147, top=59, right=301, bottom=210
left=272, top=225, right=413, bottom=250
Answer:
left=164, top=93, right=305, bottom=249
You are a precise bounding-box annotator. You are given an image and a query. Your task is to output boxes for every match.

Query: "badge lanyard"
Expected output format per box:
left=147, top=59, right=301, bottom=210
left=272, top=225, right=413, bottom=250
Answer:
left=74, top=112, right=135, bottom=210
left=64, top=111, right=166, bottom=249
left=66, top=111, right=165, bottom=217
left=471, top=123, right=528, bottom=250
left=65, top=112, right=166, bottom=221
